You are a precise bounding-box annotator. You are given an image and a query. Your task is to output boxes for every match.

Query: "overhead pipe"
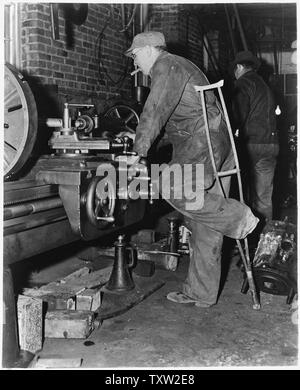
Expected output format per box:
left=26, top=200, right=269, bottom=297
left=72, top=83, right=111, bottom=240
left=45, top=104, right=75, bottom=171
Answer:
left=121, top=3, right=125, bottom=30
left=140, top=3, right=149, bottom=32
left=273, top=42, right=279, bottom=74
left=4, top=5, right=10, bottom=63
left=232, top=4, right=248, bottom=51
left=202, top=34, right=221, bottom=78
left=134, top=4, right=150, bottom=90
left=5, top=3, right=21, bottom=69
left=140, top=4, right=149, bottom=87
left=198, top=18, right=222, bottom=79
left=119, top=3, right=138, bottom=33
left=14, top=3, right=21, bottom=69
left=9, top=3, right=15, bottom=65
left=224, top=4, right=238, bottom=56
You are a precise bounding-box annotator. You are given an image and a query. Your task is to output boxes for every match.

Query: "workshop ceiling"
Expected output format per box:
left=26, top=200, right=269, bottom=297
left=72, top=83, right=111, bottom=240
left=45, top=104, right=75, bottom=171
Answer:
left=192, top=3, right=296, bottom=19
left=183, top=2, right=297, bottom=50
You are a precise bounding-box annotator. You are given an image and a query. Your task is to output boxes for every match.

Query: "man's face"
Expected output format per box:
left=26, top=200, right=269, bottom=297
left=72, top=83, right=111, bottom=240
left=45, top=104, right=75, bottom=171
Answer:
left=132, top=46, right=154, bottom=76
left=234, top=64, right=244, bottom=80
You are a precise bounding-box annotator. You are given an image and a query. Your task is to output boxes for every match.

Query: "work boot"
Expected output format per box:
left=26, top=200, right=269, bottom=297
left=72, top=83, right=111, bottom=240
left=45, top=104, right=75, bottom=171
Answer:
left=166, top=292, right=212, bottom=307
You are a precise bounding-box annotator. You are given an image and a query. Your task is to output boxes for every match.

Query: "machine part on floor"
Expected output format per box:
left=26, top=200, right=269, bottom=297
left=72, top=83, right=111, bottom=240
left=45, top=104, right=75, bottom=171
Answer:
left=105, top=235, right=136, bottom=292
left=133, top=236, right=181, bottom=272
left=241, top=220, right=297, bottom=304
left=87, top=242, right=180, bottom=272
left=131, top=229, right=156, bottom=244
left=167, top=217, right=180, bottom=254
left=4, top=63, right=38, bottom=181
left=139, top=250, right=180, bottom=272
left=130, top=229, right=181, bottom=272
left=133, top=259, right=156, bottom=277
left=178, top=225, right=191, bottom=254
left=282, top=124, right=297, bottom=208
left=195, top=80, right=261, bottom=310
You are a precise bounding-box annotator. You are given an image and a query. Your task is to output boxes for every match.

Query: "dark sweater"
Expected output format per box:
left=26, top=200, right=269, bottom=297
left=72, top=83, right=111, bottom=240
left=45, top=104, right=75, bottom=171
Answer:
left=233, top=70, right=278, bottom=144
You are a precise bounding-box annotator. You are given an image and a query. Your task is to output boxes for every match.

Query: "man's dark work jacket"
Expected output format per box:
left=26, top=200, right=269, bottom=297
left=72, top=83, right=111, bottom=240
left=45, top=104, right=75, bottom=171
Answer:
left=233, top=70, right=278, bottom=144
left=133, top=51, right=259, bottom=239
left=133, top=51, right=231, bottom=191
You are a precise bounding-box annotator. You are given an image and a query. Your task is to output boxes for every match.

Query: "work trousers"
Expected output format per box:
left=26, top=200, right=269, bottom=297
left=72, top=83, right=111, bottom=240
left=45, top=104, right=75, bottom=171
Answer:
left=163, top=152, right=258, bottom=305
left=246, top=143, right=279, bottom=222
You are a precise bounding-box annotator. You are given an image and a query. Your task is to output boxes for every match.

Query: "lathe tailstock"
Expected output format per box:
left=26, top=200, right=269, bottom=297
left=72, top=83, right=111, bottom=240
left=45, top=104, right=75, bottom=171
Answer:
left=3, top=63, right=150, bottom=265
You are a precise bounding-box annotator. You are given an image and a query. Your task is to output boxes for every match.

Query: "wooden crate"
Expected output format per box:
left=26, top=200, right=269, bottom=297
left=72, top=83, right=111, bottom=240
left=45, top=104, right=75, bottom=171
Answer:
left=76, top=288, right=102, bottom=311
left=17, top=295, right=43, bottom=353
left=45, top=310, right=95, bottom=339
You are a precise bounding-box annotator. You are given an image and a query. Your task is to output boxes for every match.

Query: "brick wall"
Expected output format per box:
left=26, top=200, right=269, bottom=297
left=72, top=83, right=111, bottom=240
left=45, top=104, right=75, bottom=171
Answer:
left=149, top=4, right=203, bottom=68
left=20, top=3, right=134, bottom=114
left=20, top=3, right=204, bottom=115
left=149, top=3, right=180, bottom=43
left=178, top=10, right=203, bottom=69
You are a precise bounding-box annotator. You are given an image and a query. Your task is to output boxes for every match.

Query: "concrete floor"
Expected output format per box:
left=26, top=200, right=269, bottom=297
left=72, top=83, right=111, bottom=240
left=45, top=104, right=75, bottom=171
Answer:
left=10, top=235, right=298, bottom=369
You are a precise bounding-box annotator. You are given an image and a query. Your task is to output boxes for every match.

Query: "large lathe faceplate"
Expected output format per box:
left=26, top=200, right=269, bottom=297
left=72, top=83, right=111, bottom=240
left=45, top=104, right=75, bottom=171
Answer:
left=3, top=64, right=148, bottom=264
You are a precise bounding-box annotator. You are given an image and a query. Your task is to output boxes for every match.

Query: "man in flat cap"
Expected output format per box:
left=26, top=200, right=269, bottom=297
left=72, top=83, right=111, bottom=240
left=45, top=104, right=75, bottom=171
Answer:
left=125, top=32, right=259, bottom=307
left=231, top=51, right=279, bottom=242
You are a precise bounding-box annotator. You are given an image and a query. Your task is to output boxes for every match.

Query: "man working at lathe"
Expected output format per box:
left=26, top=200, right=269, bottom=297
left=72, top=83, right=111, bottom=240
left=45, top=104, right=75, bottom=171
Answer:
left=125, top=31, right=259, bottom=307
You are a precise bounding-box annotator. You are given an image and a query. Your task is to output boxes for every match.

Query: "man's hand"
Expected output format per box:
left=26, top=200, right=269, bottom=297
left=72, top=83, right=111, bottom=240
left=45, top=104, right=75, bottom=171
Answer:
left=115, top=154, right=147, bottom=176
left=119, top=154, right=140, bottom=166
left=128, top=155, right=148, bottom=178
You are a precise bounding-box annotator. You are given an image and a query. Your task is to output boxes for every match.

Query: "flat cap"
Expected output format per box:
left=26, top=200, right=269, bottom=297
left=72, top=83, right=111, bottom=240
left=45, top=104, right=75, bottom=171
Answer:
left=231, top=51, right=261, bottom=69
left=125, top=31, right=166, bottom=57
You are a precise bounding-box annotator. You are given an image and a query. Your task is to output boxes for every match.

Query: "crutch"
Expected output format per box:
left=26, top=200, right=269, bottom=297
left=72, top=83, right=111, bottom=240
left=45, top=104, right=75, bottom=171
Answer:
left=194, top=80, right=261, bottom=310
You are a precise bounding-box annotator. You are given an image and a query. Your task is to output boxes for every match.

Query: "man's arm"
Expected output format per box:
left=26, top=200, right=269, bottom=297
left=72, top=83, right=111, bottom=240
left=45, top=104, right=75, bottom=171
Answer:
left=232, top=79, right=250, bottom=132
left=133, top=58, right=190, bottom=157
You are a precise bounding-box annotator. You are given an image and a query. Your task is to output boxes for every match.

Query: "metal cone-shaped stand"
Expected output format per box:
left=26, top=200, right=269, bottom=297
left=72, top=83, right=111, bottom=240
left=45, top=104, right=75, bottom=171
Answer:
left=106, top=235, right=136, bottom=292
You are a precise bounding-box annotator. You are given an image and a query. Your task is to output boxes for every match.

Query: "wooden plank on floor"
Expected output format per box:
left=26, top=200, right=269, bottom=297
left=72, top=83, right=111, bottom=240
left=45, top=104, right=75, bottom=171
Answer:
left=22, top=266, right=113, bottom=299
left=97, top=276, right=165, bottom=320
left=29, top=354, right=83, bottom=368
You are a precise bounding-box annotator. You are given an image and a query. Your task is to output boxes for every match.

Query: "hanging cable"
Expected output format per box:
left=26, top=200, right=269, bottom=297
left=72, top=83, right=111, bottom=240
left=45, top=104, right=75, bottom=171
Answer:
left=119, top=4, right=138, bottom=33
left=94, top=6, right=132, bottom=88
